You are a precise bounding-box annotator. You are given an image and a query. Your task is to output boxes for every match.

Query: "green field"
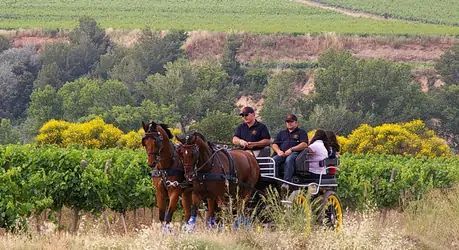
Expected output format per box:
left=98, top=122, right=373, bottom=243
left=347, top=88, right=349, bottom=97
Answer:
left=1, top=0, right=459, bottom=35
left=318, top=0, right=459, bottom=26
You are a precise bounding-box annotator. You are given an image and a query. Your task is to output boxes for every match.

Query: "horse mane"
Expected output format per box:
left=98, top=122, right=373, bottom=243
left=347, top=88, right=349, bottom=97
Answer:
left=159, top=123, right=173, bottom=139
left=191, top=131, right=216, bottom=150
left=145, top=121, right=173, bottom=139
left=146, top=121, right=158, bottom=133
left=192, top=131, right=206, bottom=142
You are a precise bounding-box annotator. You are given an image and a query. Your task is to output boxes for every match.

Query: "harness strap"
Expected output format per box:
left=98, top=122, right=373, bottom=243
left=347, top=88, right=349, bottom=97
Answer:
left=151, top=168, right=184, bottom=178
left=195, top=173, right=238, bottom=182
left=221, top=149, right=237, bottom=182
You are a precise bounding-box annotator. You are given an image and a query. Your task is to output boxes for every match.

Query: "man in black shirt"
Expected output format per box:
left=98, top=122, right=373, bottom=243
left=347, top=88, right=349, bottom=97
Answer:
left=272, top=114, right=308, bottom=182
left=232, top=106, right=271, bottom=157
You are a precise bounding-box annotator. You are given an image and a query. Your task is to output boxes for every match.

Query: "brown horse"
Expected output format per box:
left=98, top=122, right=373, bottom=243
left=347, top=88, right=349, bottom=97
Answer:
left=176, top=132, right=259, bottom=229
left=141, top=121, right=192, bottom=231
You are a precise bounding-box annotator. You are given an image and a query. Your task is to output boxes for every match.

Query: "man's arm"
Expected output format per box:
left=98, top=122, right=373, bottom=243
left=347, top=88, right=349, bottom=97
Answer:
left=272, top=143, right=284, bottom=156
left=284, top=142, right=308, bottom=156
left=291, top=142, right=308, bottom=152
left=232, top=136, right=248, bottom=147
left=247, top=138, right=271, bottom=149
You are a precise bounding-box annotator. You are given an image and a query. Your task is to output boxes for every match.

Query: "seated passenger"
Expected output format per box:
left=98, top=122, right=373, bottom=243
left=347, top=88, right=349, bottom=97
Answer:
left=272, top=114, right=308, bottom=183
left=325, top=130, right=340, bottom=159
left=306, top=129, right=331, bottom=179
left=232, top=106, right=271, bottom=157
left=325, top=130, right=340, bottom=175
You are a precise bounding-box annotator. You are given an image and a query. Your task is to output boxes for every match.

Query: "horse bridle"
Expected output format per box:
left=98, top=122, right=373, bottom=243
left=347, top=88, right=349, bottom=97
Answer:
left=178, top=135, right=227, bottom=180
left=142, top=131, right=163, bottom=168
left=178, top=137, right=200, bottom=180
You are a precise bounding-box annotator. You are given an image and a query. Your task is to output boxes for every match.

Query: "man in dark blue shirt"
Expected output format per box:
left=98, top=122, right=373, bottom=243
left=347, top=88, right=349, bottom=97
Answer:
left=232, top=106, right=271, bottom=157
left=272, top=114, right=308, bottom=183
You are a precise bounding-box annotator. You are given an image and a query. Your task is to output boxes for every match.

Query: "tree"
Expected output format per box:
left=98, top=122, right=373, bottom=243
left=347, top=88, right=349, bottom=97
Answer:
left=435, top=43, right=459, bottom=85
left=314, top=49, right=429, bottom=125
left=0, top=35, right=10, bottom=53
left=103, top=100, right=179, bottom=132
left=110, top=29, right=187, bottom=85
left=96, top=80, right=133, bottom=111
left=56, top=78, right=133, bottom=121
left=429, top=85, right=459, bottom=150
left=34, top=62, right=64, bottom=89
left=34, top=17, right=109, bottom=89
left=93, top=46, right=127, bottom=80
left=141, top=59, right=237, bottom=130
left=27, top=85, right=63, bottom=131
left=57, top=78, right=100, bottom=121
left=0, top=118, right=20, bottom=144
left=306, top=104, right=363, bottom=135
left=34, top=43, right=72, bottom=89
left=260, top=71, right=305, bottom=134
left=244, top=67, right=269, bottom=94
left=221, top=34, right=245, bottom=85
left=190, top=111, right=241, bottom=143
left=0, top=47, right=40, bottom=120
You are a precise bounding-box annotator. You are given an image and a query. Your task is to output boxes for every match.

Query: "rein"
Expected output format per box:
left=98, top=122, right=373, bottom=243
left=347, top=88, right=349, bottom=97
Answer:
left=189, top=145, right=237, bottom=183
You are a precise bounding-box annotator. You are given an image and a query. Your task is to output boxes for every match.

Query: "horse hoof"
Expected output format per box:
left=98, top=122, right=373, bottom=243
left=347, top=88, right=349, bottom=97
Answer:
left=233, top=216, right=252, bottom=230
left=206, top=217, right=217, bottom=229
left=161, top=223, right=173, bottom=234
left=183, top=222, right=196, bottom=233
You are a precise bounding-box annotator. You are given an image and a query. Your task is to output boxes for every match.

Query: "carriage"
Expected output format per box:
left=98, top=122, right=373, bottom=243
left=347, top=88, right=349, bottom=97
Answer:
left=142, top=121, right=343, bottom=231
left=253, top=151, right=343, bottom=229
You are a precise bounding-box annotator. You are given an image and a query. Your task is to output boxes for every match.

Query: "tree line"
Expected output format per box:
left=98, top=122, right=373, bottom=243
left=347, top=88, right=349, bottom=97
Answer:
left=0, top=17, right=458, bottom=150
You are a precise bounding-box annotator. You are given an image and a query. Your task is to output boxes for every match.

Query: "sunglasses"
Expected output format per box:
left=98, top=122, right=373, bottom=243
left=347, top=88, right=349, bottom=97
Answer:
left=240, top=113, right=251, bottom=117
left=285, top=120, right=295, bottom=123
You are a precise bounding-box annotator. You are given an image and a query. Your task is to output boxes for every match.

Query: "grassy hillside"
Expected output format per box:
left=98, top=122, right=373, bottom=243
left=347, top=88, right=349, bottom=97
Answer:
left=1, top=0, right=459, bottom=35
left=317, top=0, right=459, bottom=26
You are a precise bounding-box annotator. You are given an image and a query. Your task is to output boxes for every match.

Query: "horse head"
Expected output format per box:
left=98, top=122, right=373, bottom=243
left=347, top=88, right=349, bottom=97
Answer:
left=176, top=133, right=200, bottom=181
left=142, top=121, right=173, bottom=168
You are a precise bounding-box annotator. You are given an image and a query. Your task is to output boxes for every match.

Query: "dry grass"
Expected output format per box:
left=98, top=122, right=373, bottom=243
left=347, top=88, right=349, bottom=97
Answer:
left=403, top=186, right=459, bottom=249
left=0, top=209, right=417, bottom=249
left=1, top=187, right=457, bottom=249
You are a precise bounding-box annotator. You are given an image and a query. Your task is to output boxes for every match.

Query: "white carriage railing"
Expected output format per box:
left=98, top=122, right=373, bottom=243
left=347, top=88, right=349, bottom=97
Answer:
left=256, top=157, right=276, bottom=177
left=256, top=156, right=339, bottom=195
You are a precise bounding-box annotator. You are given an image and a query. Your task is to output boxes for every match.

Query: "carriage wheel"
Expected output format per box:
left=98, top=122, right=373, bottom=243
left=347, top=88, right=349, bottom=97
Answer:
left=294, top=192, right=310, bottom=214
left=318, top=191, right=343, bottom=230
left=293, top=191, right=313, bottom=233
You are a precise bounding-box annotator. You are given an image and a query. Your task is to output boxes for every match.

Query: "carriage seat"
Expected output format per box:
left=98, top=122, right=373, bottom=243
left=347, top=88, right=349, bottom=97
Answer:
left=295, top=149, right=339, bottom=176
left=257, top=146, right=271, bottom=157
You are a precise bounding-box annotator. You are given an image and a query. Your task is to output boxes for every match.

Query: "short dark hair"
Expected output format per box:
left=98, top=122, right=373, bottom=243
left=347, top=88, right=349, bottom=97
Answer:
left=285, top=114, right=297, bottom=122
left=239, top=106, right=255, bottom=116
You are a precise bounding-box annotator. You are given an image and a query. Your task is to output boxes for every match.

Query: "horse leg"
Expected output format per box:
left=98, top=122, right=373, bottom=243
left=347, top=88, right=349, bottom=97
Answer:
left=206, top=198, right=217, bottom=228
left=184, top=191, right=201, bottom=232
left=160, top=188, right=179, bottom=233
left=181, top=188, right=192, bottom=223
left=155, top=183, right=167, bottom=223
left=165, top=189, right=180, bottom=224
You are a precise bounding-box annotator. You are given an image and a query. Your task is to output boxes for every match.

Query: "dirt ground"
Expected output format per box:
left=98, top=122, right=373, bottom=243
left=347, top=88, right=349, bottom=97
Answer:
left=7, top=29, right=456, bottom=64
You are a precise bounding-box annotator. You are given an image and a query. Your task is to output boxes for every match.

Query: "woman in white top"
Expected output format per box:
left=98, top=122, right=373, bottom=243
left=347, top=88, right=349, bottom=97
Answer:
left=307, top=129, right=331, bottom=177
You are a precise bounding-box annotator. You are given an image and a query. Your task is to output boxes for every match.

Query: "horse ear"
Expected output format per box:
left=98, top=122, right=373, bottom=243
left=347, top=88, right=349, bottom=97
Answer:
left=142, top=121, right=147, bottom=131
left=175, top=134, right=186, bottom=144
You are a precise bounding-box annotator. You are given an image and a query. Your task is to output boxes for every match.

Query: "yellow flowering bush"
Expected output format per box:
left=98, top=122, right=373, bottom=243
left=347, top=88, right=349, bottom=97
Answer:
left=170, top=127, right=182, bottom=144
left=36, top=119, right=71, bottom=145
left=118, top=130, right=143, bottom=149
left=343, top=120, right=452, bottom=157
left=100, top=124, right=124, bottom=148
left=37, top=118, right=181, bottom=149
